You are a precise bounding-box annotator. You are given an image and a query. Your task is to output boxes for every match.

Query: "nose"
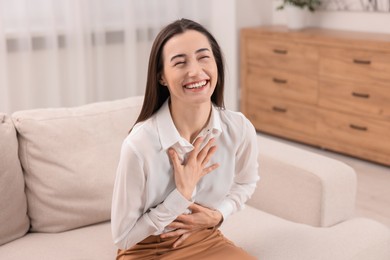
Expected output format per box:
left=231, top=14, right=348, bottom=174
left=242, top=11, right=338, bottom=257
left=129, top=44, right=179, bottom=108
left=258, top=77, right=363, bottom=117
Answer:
left=187, top=60, right=203, bottom=77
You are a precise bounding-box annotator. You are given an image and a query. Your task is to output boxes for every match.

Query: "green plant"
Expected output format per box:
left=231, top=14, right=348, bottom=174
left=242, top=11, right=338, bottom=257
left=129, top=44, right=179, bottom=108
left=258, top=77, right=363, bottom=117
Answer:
left=277, top=0, right=321, bottom=12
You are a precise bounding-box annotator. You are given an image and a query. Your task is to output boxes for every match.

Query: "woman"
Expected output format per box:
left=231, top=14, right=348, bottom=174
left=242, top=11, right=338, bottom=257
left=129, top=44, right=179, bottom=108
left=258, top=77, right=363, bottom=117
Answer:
left=111, top=18, right=259, bottom=259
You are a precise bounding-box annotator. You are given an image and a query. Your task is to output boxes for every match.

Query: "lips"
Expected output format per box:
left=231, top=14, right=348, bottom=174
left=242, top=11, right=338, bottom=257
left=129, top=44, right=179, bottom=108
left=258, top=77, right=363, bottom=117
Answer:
left=183, top=80, right=208, bottom=89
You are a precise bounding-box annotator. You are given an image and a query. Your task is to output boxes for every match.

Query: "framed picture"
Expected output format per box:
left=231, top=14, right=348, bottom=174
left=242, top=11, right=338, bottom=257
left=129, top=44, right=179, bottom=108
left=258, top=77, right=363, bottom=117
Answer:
left=320, top=0, right=390, bottom=12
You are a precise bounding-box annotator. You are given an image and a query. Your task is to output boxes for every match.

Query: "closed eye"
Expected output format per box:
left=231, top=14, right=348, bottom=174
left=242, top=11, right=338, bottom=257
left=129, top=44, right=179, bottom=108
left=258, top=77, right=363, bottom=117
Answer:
left=174, top=61, right=186, bottom=67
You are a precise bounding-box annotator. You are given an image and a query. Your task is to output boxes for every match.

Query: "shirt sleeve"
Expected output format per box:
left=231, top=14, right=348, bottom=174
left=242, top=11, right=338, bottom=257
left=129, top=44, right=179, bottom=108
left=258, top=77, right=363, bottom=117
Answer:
left=216, top=116, right=260, bottom=221
left=111, top=140, right=192, bottom=250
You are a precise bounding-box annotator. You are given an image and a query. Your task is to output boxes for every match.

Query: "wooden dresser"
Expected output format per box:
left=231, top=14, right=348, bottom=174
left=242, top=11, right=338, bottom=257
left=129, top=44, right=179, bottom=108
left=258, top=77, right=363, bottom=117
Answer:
left=240, top=26, right=390, bottom=166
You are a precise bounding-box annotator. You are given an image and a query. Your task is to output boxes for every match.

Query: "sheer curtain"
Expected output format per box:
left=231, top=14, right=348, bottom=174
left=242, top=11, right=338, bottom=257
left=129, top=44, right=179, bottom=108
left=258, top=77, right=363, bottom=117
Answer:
left=0, top=0, right=219, bottom=114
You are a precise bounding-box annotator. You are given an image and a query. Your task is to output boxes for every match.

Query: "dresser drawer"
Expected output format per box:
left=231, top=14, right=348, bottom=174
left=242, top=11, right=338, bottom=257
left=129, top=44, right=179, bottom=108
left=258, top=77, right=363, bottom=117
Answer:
left=246, top=96, right=317, bottom=138
left=317, top=109, right=390, bottom=164
left=245, top=37, right=318, bottom=74
left=246, top=65, right=318, bottom=105
left=319, top=47, right=390, bottom=86
left=319, top=78, right=390, bottom=119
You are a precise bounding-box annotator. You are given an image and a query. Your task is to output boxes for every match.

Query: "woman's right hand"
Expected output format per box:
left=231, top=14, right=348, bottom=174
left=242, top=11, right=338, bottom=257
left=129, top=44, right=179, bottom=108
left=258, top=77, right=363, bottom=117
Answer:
left=168, top=137, right=219, bottom=200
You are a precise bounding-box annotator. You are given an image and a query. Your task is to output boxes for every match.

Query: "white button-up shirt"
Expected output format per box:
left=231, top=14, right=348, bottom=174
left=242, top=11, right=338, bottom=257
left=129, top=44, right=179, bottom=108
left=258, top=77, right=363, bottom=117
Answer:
left=111, top=100, right=259, bottom=250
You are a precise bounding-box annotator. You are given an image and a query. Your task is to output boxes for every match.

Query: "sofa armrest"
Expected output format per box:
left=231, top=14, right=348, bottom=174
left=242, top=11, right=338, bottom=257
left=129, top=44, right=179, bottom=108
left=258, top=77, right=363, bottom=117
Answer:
left=247, top=135, right=357, bottom=227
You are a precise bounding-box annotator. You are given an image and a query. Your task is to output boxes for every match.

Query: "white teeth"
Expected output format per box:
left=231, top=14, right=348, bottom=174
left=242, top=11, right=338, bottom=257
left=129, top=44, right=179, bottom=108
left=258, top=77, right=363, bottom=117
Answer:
left=184, top=80, right=207, bottom=89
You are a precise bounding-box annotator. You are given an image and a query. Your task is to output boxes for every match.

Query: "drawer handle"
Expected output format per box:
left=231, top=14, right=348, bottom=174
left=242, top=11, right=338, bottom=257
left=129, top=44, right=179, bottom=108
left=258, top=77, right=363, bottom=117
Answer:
left=352, top=92, right=370, bottom=99
left=272, top=106, right=287, bottom=113
left=273, top=49, right=288, bottom=55
left=353, top=59, right=371, bottom=65
left=349, top=124, right=368, bottom=132
left=273, top=78, right=287, bottom=84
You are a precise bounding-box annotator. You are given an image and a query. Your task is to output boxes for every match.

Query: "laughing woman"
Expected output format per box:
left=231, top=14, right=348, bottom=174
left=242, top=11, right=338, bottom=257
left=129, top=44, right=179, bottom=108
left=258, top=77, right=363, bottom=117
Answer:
left=111, top=18, right=259, bottom=260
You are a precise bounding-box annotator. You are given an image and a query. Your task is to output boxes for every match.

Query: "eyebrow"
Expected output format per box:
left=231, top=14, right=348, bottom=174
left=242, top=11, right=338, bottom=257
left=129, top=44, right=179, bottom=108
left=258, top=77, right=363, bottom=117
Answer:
left=170, top=48, right=211, bottom=62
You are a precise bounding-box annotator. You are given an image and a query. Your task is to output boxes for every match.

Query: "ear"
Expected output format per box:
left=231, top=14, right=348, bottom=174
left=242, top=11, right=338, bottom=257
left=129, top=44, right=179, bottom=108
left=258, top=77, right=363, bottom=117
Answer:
left=159, top=75, right=167, bottom=86
left=159, top=79, right=167, bottom=86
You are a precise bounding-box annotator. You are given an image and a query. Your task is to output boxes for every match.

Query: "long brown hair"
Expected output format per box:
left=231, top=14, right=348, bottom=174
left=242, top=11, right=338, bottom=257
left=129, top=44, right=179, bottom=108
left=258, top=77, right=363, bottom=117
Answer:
left=133, top=18, right=225, bottom=127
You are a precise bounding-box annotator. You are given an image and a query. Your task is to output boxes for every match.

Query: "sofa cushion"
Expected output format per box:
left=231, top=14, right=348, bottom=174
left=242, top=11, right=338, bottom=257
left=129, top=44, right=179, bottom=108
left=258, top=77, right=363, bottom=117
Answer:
left=12, top=96, right=143, bottom=232
left=0, top=113, right=30, bottom=245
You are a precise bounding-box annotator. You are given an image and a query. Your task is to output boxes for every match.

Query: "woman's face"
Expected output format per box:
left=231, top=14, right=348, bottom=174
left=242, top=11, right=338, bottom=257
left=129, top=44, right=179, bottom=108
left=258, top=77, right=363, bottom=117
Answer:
left=160, top=30, right=218, bottom=106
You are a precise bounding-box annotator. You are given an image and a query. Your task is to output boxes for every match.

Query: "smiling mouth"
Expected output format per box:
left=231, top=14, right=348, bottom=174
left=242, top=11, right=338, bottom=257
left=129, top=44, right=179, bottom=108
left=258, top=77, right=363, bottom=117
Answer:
left=184, top=80, right=208, bottom=89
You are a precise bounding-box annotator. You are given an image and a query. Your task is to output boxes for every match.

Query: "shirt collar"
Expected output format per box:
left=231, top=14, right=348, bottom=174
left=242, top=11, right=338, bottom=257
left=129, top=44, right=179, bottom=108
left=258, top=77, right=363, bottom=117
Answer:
left=156, top=99, right=222, bottom=151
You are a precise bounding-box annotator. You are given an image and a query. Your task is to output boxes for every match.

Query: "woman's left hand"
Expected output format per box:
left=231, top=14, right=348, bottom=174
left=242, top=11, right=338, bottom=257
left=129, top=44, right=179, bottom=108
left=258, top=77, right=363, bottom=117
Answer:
left=160, top=203, right=223, bottom=248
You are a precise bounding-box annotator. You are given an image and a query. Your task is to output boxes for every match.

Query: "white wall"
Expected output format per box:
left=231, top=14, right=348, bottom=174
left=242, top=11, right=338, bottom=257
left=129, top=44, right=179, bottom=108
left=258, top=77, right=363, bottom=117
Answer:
left=237, top=0, right=272, bottom=27
left=210, top=0, right=238, bottom=111
left=234, top=0, right=268, bottom=110
left=210, top=0, right=269, bottom=111
left=271, top=0, right=390, bottom=33
left=209, top=0, right=273, bottom=111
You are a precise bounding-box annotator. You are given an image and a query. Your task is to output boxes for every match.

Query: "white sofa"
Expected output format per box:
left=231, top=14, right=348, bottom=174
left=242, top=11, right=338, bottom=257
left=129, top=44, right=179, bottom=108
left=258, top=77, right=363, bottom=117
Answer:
left=0, top=96, right=389, bottom=260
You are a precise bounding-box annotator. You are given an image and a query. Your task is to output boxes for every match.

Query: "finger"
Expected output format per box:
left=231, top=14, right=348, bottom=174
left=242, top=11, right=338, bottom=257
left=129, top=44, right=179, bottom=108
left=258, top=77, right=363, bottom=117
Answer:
left=202, top=163, right=219, bottom=177
left=160, top=228, right=189, bottom=239
left=173, top=231, right=193, bottom=248
left=197, top=138, right=215, bottom=162
left=187, top=137, right=204, bottom=160
left=193, top=136, right=204, bottom=150
left=168, top=148, right=181, bottom=168
left=167, top=220, right=191, bottom=230
left=201, top=145, right=217, bottom=167
left=174, top=214, right=192, bottom=223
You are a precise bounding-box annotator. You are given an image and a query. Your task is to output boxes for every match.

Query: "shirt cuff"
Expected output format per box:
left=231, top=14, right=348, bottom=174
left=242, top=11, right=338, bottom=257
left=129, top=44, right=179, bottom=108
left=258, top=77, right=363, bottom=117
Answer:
left=163, top=188, right=193, bottom=216
left=215, top=200, right=235, bottom=221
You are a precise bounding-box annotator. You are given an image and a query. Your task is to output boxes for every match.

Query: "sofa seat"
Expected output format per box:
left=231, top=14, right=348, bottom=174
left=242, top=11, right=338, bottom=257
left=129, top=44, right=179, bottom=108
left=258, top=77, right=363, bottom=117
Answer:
left=0, top=222, right=115, bottom=259
left=1, top=205, right=388, bottom=260
left=222, top=206, right=390, bottom=260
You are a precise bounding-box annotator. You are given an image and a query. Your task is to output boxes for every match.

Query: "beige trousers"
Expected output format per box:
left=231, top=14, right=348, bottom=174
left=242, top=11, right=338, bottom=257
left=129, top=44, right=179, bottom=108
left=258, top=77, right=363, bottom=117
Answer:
left=117, top=228, right=256, bottom=260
